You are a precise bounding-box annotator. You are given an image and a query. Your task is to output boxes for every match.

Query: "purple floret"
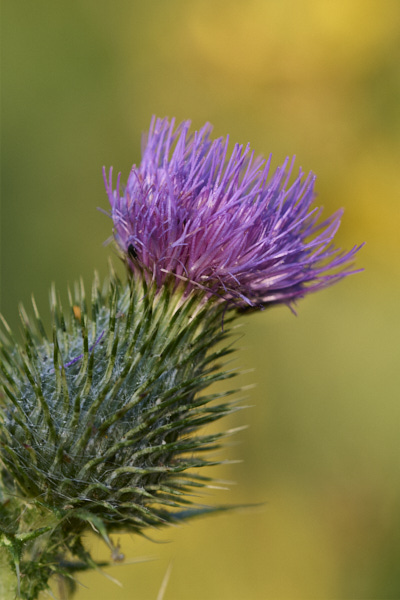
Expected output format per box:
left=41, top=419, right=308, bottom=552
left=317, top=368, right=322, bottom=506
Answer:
left=104, top=116, right=362, bottom=308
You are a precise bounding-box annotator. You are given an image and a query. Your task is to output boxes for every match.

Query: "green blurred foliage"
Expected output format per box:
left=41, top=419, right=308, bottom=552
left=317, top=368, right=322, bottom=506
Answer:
left=1, top=0, right=399, bottom=598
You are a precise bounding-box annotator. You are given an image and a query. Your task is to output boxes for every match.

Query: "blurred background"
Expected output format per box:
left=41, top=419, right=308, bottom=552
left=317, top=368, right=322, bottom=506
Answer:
left=1, top=0, right=399, bottom=598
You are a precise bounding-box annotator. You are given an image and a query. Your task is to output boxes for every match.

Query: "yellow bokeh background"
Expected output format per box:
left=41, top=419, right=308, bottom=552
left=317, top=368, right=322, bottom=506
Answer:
left=1, top=1, right=399, bottom=598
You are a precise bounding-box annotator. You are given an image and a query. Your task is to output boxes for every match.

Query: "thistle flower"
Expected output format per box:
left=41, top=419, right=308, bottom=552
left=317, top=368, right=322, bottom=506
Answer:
left=104, top=116, right=362, bottom=309
left=0, top=118, right=363, bottom=599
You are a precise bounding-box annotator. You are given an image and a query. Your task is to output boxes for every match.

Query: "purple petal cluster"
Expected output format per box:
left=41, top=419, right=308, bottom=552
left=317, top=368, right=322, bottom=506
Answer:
left=104, top=116, right=362, bottom=308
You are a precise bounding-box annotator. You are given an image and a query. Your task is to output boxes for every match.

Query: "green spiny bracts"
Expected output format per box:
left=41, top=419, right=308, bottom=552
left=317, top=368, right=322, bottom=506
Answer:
left=0, top=271, right=240, bottom=598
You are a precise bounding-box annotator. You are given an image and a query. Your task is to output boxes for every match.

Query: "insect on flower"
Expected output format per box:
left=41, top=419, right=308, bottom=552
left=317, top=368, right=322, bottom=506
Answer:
left=127, top=243, right=138, bottom=261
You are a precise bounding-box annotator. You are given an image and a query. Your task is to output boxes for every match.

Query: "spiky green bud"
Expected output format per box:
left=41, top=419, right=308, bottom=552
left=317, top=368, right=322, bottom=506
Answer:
left=0, top=271, right=239, bottom=598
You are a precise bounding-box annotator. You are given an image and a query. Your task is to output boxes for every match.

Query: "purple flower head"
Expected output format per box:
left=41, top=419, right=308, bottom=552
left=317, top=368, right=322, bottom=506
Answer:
left=104, top=116, right=362, bottom=309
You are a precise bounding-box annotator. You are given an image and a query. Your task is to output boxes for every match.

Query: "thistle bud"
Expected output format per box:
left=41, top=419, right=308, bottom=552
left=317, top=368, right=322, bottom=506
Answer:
left=0, top=272, right=237, bottom=598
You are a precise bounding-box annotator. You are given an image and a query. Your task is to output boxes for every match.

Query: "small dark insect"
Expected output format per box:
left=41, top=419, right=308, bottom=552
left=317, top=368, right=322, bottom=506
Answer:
left=127, top=244, right=138, bottom=260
